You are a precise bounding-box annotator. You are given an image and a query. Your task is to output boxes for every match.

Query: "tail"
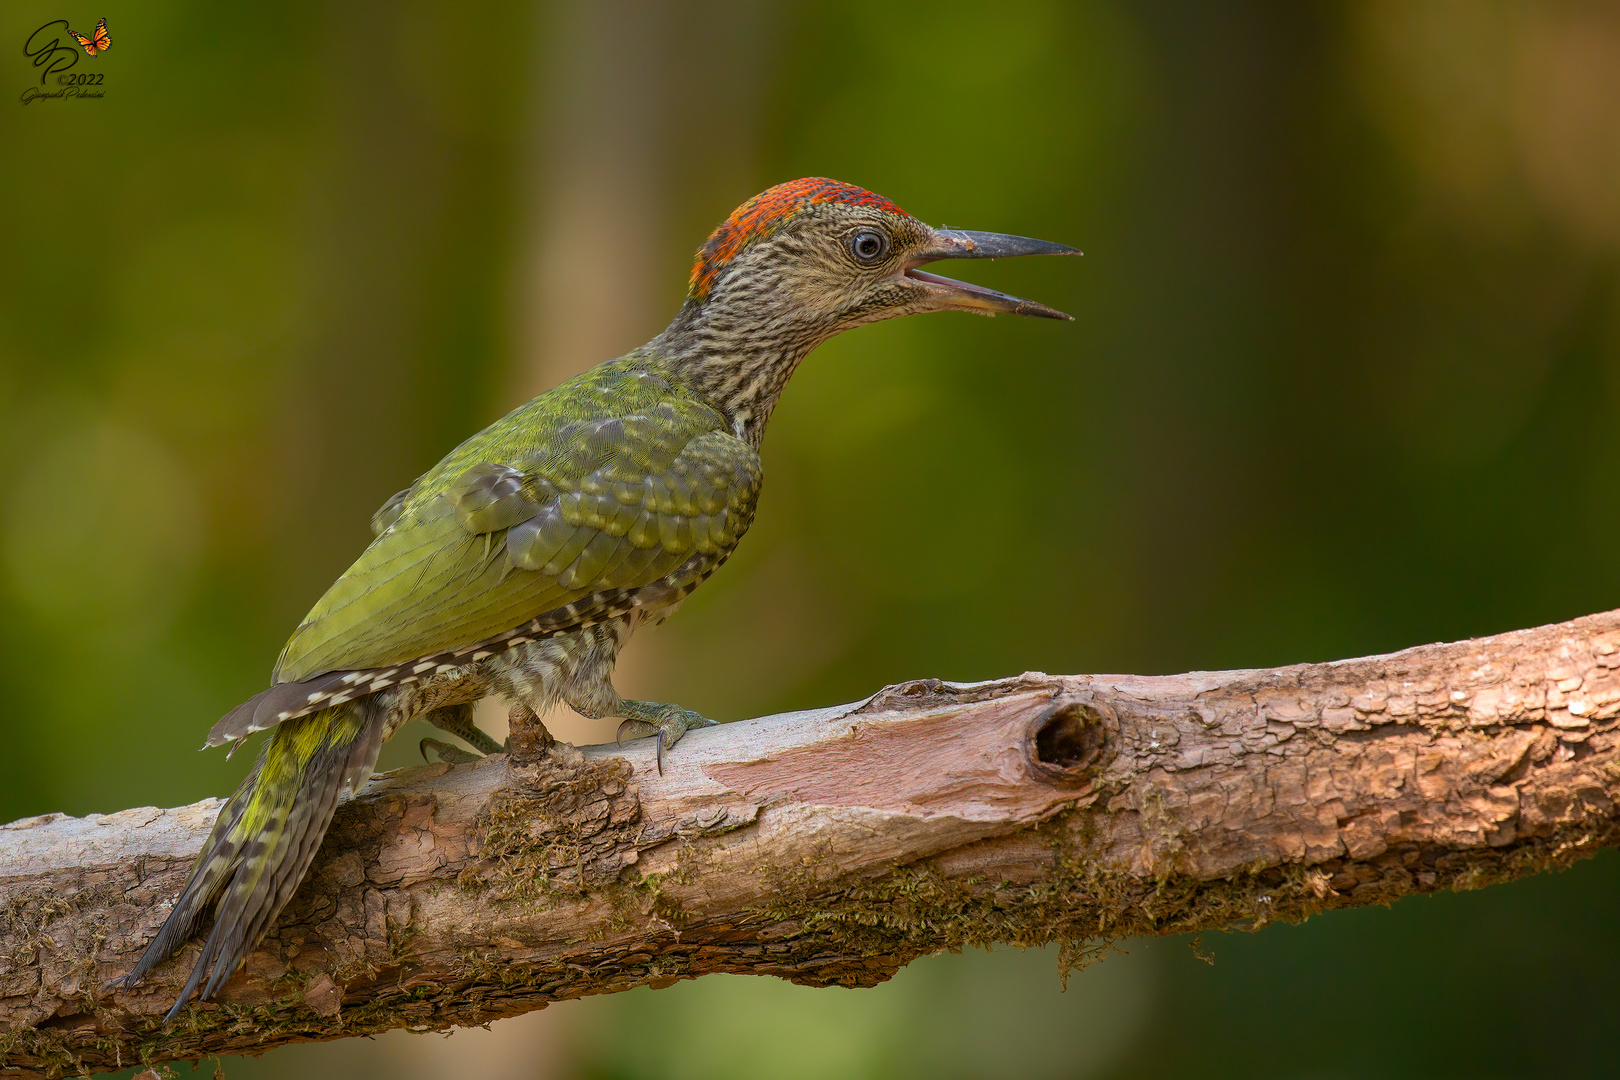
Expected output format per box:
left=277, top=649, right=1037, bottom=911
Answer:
left=122, top=700, right=387, bottom=1020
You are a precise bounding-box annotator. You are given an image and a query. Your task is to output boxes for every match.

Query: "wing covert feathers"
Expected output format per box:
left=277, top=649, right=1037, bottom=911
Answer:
left=268, top=356, right=762, bottom=688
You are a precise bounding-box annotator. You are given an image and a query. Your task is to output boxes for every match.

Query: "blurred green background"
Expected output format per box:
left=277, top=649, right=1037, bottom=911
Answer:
left=4, top=0, right=1620, bottom=1076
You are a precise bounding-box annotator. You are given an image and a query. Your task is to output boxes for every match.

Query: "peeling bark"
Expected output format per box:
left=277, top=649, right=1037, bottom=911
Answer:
left=5, top=611, right=1620, bottom=1077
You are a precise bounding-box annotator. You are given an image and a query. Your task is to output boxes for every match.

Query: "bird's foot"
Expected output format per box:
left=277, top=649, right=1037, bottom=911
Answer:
left=419, top=702, right=511, bottom=764
left=615, top=700, right=718, bottom=775
left=506, top=703, right=555, bottom=762
left=420, top=737, right=483, bottom=765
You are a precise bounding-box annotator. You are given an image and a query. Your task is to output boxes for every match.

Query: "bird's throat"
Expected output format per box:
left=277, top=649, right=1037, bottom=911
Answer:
left=649, top=299, right=826, bottom=448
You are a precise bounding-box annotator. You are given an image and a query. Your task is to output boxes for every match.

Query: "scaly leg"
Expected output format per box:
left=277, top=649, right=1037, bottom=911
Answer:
left=419, top=702, right=506, bottom=764
left=491, top=622, right=713, bottom=772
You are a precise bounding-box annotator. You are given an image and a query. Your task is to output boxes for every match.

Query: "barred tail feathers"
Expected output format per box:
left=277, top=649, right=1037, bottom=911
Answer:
left=124, top=701, right=387, bottom=1020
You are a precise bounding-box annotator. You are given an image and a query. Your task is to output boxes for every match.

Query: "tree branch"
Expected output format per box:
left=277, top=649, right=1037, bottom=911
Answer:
left=6, top=611, right=1620, bottom=1077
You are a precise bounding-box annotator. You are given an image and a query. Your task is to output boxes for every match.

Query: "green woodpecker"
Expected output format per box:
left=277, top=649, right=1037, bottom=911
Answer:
left=120, top=178, right=1079, bottom=1016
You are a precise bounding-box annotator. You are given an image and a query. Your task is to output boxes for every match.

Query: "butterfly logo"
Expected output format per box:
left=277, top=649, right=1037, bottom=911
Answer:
left=67, top=18, right=110, bottom=56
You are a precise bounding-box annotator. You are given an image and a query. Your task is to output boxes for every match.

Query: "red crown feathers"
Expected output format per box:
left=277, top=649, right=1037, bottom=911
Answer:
left=689, top=178, right=911, bottom=300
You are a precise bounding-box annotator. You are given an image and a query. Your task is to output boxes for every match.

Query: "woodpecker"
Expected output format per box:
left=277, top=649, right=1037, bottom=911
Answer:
left=120, top=178, right=1079, bottom=1017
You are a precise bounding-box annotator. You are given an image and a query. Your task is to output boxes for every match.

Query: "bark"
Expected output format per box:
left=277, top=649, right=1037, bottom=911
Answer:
left=6, top=611, right=1620, bottom=1077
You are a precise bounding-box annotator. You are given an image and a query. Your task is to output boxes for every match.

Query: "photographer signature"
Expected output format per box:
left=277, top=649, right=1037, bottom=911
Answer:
left=23, top=21, right=81, bottom=85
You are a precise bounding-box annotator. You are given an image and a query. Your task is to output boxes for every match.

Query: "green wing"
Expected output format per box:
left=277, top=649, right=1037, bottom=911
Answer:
left=272, top=357, right=762, bottom=684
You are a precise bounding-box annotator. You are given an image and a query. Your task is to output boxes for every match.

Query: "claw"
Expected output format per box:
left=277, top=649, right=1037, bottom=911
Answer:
left=612, top=703, right=716, bottom=775
left=613, top=721, right=667, bottom=774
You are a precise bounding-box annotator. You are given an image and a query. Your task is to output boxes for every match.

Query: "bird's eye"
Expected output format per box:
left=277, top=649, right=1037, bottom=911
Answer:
left=848, top=229, right=889, bottom=264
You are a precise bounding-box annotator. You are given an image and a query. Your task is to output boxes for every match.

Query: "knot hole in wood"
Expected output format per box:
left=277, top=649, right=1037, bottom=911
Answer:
left=1028, top=698, right=1112, bottom=784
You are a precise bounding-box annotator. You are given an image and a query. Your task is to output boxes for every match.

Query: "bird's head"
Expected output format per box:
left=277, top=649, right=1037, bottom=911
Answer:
left=684, top=178, right=1080, bottom=337
left=661, top=177, right=1078, bottom=441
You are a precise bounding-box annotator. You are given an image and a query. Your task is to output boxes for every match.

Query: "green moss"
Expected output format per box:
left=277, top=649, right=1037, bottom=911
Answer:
left=455, top=755, right=639, bottom=910
left=0, top=1025, right=83, bottom=1077
left=716, top=811, right=1617, bottom=995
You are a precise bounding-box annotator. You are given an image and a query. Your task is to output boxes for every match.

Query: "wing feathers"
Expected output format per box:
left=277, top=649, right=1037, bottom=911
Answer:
left=450, top=462, right=540, bottom=533
left=269, top=359, right=762, bottom=690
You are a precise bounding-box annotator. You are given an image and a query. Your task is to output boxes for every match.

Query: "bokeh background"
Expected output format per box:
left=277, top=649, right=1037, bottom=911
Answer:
left=4, top=0, right=1620, bottom=1076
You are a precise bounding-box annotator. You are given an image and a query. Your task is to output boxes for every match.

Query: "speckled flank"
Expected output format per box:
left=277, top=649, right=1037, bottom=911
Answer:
left=688, top=178, right=912, bottom=300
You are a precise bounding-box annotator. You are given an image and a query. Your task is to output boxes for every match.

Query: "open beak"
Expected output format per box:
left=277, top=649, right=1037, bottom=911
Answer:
left=906, top=229, right=1082, bottom=320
